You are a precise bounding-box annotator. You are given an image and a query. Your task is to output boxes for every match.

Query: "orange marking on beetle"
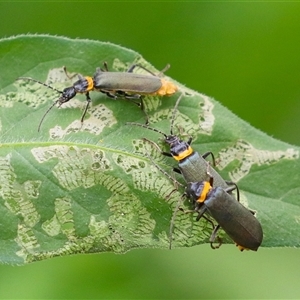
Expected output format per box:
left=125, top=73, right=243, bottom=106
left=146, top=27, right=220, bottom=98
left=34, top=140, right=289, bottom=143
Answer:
left=236, top=244, right=249, bottom=251
left=85, top=76, right=94, bottom=92
left=197, top=181, right=212, bottom=203
left=153, top=79, right=178, bottom=96
left=173, top=146, right=193, bottom=161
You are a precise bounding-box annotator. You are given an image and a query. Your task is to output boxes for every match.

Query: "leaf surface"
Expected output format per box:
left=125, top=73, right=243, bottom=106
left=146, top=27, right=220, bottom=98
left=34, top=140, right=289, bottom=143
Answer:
left=0, top=35, right=299, bottom=264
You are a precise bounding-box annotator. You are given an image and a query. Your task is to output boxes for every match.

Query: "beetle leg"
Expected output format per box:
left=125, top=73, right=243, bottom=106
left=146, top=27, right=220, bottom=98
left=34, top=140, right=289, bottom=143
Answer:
left=202, top=151, right=216, bottom=166
left=224, top=182, right=240, bottom=202
left=102, top=62, right=109, bottom=72
left=100, top=90, right=118, bottom=99
left=80, top=92, right=91, bottom=124
left=126, top=63, right=157, bottom=76
left=209, top=224, right=222, bottom=249
left=63, top=66, right=79, bottom=80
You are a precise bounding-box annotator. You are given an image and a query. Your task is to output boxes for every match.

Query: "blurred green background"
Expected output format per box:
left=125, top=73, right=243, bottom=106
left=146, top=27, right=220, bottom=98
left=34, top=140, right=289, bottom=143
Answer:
left=0, top=2, right=300, bottom=299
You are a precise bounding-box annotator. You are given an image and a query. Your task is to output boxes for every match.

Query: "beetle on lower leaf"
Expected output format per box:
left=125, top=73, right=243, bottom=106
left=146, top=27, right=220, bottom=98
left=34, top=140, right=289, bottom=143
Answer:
left=184, top=164, right=263, bottom=251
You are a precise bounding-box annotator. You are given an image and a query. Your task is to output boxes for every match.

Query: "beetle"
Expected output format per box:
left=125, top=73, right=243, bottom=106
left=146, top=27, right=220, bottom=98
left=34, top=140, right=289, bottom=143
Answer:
left=93, top=63, right=177, bottom=98
left=129, top=94, right=262, bottom=250
left=184, top=167, right=263, bottom=251
left=137, top=123, right=229, bottom=249
left=18, top=62, right=178, bottom=131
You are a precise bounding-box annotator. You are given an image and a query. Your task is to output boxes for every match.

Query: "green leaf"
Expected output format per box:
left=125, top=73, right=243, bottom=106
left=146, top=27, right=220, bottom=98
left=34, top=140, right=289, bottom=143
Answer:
left=0, top=34, right=299, bottom=265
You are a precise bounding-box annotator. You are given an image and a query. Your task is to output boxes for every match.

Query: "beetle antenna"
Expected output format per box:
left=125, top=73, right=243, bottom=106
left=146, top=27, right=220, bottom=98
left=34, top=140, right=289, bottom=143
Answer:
left=38, top=100, right=59, bottom=132
left=126, top=122, right=168, bottom=139
left=145, top=150, right=183, bottom=189
left=142, top=149, right=184, bottom=250
left=170, top=93, right=184, bottom=135
left=169, top=193, right=186, bottom=250
left=18, top=77, right=63, bottom=95
left=157, top=64, right=170, bottom=77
